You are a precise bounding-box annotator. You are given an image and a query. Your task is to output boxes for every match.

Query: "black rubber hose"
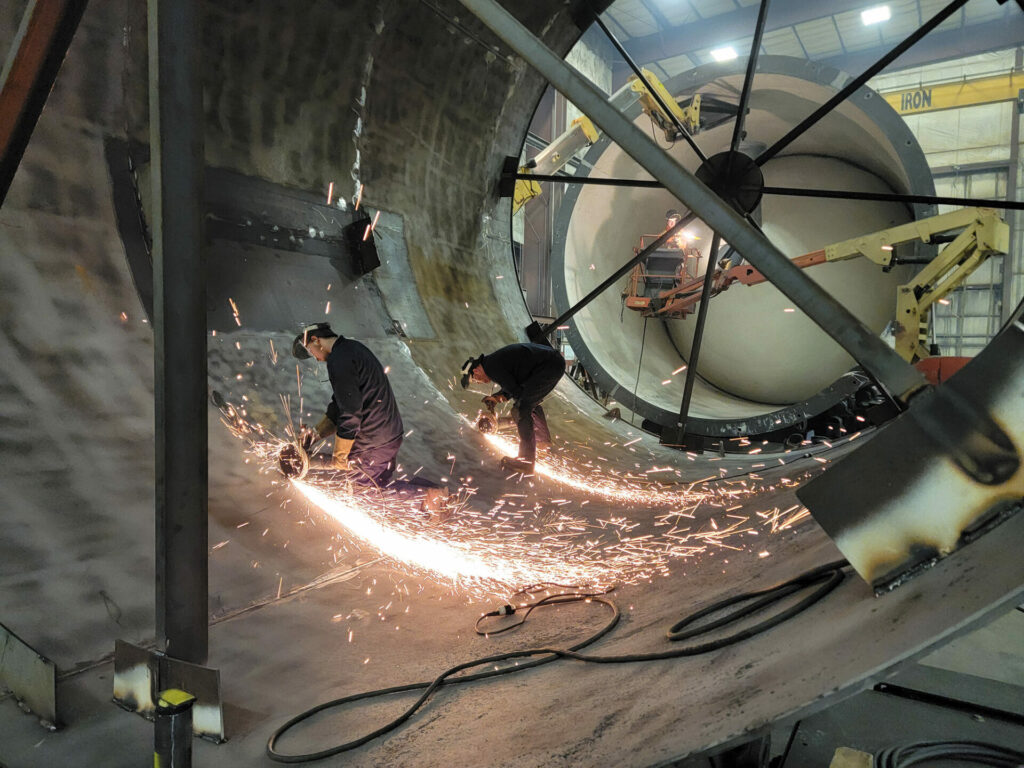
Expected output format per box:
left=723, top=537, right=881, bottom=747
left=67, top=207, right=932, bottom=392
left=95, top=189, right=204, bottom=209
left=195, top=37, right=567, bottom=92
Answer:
left=875, top=740, right=1024, bottom=767
left=267, top=560, right=848, bottom=763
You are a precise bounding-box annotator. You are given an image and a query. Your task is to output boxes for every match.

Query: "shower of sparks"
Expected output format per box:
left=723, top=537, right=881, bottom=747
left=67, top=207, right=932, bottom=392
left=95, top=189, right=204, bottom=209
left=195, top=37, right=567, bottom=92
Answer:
left=217, top=381, right=820, bottom=598
left=228, top=298, right=242, bottom=326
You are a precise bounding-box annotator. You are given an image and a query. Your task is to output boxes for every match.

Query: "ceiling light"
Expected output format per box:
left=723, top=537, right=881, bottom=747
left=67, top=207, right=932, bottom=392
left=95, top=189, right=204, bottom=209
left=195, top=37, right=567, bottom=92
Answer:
left=710, top=46, right=738, bottom=62
left=861, top=5, right=891, bottom=25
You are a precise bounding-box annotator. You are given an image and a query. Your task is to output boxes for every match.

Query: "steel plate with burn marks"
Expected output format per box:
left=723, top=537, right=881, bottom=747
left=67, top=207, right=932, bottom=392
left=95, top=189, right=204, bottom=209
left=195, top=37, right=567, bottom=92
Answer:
left=798, top=320, right=1024, bottom=592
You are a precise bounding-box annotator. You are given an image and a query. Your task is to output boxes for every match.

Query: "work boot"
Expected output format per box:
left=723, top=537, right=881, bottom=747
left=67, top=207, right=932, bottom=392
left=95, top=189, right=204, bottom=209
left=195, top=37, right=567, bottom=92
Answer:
left=500, top=456, right=535, bottom=475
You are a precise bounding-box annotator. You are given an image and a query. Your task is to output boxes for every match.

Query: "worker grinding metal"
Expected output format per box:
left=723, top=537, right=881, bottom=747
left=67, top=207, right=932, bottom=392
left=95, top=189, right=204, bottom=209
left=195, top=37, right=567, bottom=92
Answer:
left=291, top=323, right=447, bottom=515
left=461, top=342, right=565, bottom=474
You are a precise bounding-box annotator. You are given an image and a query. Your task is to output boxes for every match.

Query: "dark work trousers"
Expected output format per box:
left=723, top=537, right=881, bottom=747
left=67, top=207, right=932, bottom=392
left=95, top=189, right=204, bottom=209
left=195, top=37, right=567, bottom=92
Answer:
left=514, top=359, right=564, bottom=463
left=348, top=435, right=437, bottom=496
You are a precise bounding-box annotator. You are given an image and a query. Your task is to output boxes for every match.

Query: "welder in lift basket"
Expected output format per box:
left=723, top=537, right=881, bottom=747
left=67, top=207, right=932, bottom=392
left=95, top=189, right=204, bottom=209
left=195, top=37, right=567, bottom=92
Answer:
left=291, top=322, right=447, bottom=517
left=460, top=341, right=565, bottom=475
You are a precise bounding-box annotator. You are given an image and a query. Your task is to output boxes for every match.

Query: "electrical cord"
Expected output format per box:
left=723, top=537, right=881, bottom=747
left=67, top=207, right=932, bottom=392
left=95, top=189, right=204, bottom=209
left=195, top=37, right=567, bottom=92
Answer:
left=875, top=740, right=1024, bottom=767
left=266, top=560, right=848, bottom=763
left=474, top=584, right=614, bottom=635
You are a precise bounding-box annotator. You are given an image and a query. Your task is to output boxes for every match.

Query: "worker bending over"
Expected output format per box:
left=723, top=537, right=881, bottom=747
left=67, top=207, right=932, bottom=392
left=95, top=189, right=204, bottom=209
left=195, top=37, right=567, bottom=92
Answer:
left=461, top=342, right=565, bottom=473
left=293, top=323, right=445, bottom=513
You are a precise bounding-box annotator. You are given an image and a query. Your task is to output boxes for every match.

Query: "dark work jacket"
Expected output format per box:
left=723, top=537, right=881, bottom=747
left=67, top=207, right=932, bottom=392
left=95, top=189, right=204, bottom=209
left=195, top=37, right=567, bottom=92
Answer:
left=325, top=337, right=404, bottom=454
left=480, top=343, right=564, bottom=403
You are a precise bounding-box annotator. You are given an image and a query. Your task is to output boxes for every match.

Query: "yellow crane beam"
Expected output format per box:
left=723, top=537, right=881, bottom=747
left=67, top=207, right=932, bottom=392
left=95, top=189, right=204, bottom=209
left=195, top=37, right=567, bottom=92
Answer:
left=881, top=70, right=1023, bottom=116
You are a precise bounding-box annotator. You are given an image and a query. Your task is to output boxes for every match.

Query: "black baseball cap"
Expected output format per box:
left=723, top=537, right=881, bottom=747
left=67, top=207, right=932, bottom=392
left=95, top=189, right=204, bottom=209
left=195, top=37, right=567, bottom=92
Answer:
left=292, top=323, right=335, bottom=359
left=460, top=355, right=483, bottom=388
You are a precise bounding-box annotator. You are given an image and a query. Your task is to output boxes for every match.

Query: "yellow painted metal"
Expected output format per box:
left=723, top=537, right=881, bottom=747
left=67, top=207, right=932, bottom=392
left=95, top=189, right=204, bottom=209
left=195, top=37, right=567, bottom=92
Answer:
left=574, top=115, right=599, bottom=144
left=513, top=116, right=598, bottom=214
left=891, top=209, right=1008, bottom=361
left=157, top=688, right=195, bottom=707
left=824, top=207, right=995, bottom=266
left=512, top=177, right=542, bottom=214
left=809, top=207, right=1008, bottom=361
left=829, top=747, right=873, bottom=768
left=630, top=68, right=700, bottom=140
left=514, top=70, right=699, bottom=212
left=882, top=71, right=1023, bottom=115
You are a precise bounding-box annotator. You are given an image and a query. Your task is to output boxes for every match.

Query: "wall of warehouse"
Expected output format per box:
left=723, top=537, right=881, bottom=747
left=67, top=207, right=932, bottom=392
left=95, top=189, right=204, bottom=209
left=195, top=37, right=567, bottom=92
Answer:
left=869, top=46, right=1024, bottom=357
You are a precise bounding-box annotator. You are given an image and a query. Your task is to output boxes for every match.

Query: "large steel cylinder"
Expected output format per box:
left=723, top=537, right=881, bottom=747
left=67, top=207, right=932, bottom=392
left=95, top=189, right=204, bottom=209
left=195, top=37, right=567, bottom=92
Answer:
left=552, top=56, right=936, bottom=437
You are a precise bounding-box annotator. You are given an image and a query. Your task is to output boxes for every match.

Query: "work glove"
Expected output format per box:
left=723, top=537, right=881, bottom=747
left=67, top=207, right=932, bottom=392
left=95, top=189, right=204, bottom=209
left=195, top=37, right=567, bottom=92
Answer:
left=299, top=414, right=336, bottom=450
left=332, top=437, right=355, bottom=470
left=482, top=393, right=507, bottom=409
left=315, top=414, right=337, bottom=438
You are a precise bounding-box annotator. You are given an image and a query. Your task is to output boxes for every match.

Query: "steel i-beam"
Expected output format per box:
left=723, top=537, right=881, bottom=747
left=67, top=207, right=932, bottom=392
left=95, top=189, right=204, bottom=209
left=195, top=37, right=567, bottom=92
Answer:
left=149, top=0, right=208, bottom=665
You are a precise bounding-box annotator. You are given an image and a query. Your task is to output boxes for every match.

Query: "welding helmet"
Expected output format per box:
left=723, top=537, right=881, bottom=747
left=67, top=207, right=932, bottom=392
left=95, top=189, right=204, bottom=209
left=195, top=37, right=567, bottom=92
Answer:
left=460, top=355, right=483, bottom=388
left=292, top=322, right=335, bottom=359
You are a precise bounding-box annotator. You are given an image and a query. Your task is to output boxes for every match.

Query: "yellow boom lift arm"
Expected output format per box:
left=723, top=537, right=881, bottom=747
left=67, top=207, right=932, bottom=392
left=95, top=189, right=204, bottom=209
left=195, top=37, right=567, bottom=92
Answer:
left=630, top=207, right=1009, bottom=362
left=825, top=207, right=1009, bottom=361
left=514, top=69, right=701, bottom=214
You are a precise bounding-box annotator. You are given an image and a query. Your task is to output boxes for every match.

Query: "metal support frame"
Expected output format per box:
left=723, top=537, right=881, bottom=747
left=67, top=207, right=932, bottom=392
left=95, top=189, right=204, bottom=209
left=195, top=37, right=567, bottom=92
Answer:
left=755, top=0, right=970, bottom=166
left=669, top=0, right=769, bottom=440
left=762, top=186, right=1024, bottom=212
left=460, top=0, right=926, bottom=402
left=513, top=171, right=662, bottom=189
left=674, top=233, right=722, bottom=438
left=729, top=0, right=770, bottom=159
left=589, top=12, right=708, bottom=164
left=149, top=0, right=208, bottom=664
left=0, top=0, right=88, bottom=207
left=510, top=175, right=1024, bottom=212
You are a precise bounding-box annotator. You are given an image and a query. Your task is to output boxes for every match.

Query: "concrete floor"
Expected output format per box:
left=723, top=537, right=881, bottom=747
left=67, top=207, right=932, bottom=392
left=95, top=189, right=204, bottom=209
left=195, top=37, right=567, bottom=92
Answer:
left=1, top=1, right=1023, bottom=767
left=2, top=439, right=1021, bottom=766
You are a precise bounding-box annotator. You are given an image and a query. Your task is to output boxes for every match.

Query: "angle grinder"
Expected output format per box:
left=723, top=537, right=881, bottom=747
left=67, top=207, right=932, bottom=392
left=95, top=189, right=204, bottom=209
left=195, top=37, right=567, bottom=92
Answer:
left=277, top=442, right=310, bottom=480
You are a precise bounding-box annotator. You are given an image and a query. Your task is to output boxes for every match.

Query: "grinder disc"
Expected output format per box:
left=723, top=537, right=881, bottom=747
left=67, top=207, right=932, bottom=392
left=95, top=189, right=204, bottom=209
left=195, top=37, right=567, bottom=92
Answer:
left=278, top=442, right=310, bottom=480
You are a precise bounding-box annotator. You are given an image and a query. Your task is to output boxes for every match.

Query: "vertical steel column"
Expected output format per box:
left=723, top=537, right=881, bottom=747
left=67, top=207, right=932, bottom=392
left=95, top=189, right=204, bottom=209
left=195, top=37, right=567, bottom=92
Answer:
left=458, top=0, right=927, bottom=402
left=149, top=0, right=208, bottom=664
left=676, top=233, right=721, bottom=435
left=1001, top=47, right=1021, bottom=324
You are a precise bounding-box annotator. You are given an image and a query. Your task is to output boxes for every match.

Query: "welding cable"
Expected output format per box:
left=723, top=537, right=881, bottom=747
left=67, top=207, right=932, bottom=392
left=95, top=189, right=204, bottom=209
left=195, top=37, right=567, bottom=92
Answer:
left=875, top=740, right=1024, bottom=767
left=266, top=560, right=848, bottom=763
left=267, top=592, right=622, bottom=763
left=475, top=585, right=615, bottom=636
left=665, top=559, right=847, bottom=644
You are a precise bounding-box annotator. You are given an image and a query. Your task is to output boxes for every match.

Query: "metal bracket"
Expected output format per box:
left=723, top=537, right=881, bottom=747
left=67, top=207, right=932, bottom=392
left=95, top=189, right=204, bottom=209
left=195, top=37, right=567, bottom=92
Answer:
left=0, top=622, right=58, bottom=729
left=112, top=639, right=225, bottom=743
